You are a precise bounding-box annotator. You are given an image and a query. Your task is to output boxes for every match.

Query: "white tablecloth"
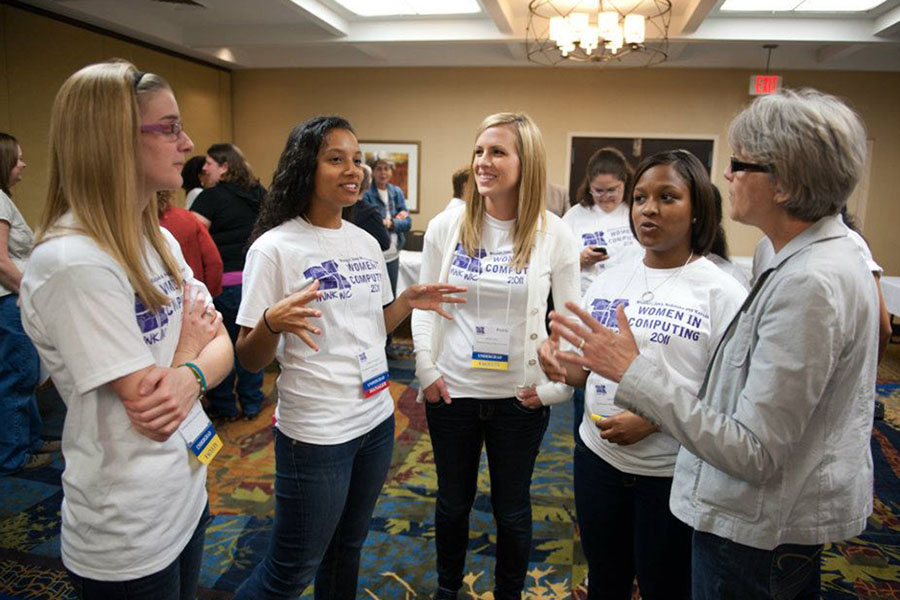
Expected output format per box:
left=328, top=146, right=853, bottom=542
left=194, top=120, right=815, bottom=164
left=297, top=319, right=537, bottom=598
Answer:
left=397, top=250, right=422, bottom=296
left=882, top=276, right=900, bottom=316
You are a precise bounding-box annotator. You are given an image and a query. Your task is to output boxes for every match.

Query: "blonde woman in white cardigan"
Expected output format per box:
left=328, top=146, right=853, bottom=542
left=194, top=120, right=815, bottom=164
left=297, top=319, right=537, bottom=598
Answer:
left=412, top=112, right=579, bottom=600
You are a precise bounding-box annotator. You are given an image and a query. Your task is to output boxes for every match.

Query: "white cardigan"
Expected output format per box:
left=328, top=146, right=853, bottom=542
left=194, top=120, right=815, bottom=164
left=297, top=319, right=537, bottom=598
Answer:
left=412, top=206, right=580, bottom=405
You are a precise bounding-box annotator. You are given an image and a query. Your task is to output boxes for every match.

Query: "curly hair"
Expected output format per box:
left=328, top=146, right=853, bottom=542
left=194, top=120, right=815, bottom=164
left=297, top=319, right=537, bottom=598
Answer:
left=251, top=116, right=355, bottom=242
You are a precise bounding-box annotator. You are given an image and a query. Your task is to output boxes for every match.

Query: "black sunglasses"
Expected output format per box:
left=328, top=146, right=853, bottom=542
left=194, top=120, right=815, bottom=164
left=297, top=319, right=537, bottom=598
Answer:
left=730, top=157, right=773, bottom=174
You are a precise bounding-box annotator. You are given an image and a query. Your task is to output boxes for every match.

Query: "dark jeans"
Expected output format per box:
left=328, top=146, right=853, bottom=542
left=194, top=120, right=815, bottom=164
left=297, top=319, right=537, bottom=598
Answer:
left=385, top=258, right=399, bottom=347
left=208, top=284, right=264, bottom=418
left=68, top=503, right=210, bottom=600
left=692, top=530, right=822, bottom=600
left=0, top=294, right=42, bottom=474
left=574, top=440, right=691, bottom=600
left=572, top=386, right=585, bottom=441
left=234, top=415, right=395, bottom=600
left=426, top=397, right=550, bottom=600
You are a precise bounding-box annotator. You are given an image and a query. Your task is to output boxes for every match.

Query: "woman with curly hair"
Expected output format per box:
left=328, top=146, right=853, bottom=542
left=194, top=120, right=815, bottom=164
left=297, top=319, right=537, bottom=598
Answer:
left=231, top=115, right=464, bottom=600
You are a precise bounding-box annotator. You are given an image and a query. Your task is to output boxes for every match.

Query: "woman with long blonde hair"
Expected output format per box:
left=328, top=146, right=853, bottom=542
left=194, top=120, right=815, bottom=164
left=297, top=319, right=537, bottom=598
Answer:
left=413, top=112, right=580, bottom=600
left=20, top=60, right=232, bottom=599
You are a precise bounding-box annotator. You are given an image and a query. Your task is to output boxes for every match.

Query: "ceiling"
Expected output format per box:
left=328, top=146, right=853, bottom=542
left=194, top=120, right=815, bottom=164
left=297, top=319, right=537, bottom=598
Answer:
left=12, top=0, right=900, bottom=71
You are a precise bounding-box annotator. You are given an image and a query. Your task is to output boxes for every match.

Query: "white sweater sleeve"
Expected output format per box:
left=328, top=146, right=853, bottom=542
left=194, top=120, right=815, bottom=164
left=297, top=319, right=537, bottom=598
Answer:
left=412, top=214, right=449, bottom=392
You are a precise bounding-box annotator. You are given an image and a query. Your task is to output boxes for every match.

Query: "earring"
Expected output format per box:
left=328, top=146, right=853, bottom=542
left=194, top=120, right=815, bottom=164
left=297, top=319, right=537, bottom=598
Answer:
left=691, top=218, right=697, bottom=224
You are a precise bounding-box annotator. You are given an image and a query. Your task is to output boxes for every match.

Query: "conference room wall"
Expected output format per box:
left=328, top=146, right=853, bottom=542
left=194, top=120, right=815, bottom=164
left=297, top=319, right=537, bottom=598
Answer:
left=232, top=67, right=900, bottom=273
left=0, top=4, right=233, bottom=226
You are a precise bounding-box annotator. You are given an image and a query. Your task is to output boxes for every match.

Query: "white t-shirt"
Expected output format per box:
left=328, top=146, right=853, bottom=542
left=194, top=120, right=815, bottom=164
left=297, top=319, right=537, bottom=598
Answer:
left=437, top=214, right=529, bottom=398
left=561, top=202, right=640, bottom=294
left=237, top=218, right=394, bottom=444
left=19, top=218, right=208, bottom=581
left=0, top=189, right=34, bottom=297
left=579, top=255, right=747, bottom=477
left=445, top=197, right=465, bottom=212
left=185, top=187, right=203, bottom=210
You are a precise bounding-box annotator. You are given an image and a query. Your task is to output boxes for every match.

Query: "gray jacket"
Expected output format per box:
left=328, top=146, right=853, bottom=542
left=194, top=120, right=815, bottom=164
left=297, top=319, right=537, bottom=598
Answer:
left=616, top=214, right=877, bottom=550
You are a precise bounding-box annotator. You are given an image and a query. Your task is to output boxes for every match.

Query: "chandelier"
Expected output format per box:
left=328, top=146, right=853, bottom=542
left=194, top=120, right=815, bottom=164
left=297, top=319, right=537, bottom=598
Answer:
left=526, top=0, right=672, bottom=66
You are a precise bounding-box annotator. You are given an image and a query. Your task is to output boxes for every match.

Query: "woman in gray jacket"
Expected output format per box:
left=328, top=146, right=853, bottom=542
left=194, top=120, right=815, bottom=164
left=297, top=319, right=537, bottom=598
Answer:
left=543, top=88, right=877, bottom=600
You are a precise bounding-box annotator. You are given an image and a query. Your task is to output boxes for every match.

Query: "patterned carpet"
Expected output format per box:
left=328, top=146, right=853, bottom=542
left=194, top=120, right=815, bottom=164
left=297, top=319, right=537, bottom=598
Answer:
left=3, top=344, right=900, bottom=599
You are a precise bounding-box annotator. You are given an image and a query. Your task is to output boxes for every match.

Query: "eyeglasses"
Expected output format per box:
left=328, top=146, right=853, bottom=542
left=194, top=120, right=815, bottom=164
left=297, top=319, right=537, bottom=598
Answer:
left=140, top=121, right=185, bottom=140
left=729, top=157, right=773, bottom=174
left=589, top=185, right=623, bottom=198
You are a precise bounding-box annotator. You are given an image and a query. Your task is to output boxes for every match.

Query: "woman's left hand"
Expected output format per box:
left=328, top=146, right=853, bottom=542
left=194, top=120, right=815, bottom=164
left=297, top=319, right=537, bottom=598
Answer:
left=175, top=281, right=222, bottom=361
left=517, top=387, right=543, bottom=409
left=596, top=410, right=659, bottom=445
left=550, top=303, right=639, bottom=383
left=402, top=284, right=467, bottom=320
left=125, top=365, right=200, bottom=439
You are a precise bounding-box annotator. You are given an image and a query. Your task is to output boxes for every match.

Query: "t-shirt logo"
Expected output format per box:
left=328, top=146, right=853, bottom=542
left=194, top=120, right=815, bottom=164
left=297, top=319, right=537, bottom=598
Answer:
left=590, top=298, right=628, bottom=329
left=582, top=231, right=608, bottom=248
left=303, top=261, right=350, bottom=290
left=451, top=243, right=487, bottom=274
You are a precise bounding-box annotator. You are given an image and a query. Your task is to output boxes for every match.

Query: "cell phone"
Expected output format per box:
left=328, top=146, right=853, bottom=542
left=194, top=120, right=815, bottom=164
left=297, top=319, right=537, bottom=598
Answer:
left=591, top=246, right=607, bottom=254
left=290, top=277, right=318, bottom=295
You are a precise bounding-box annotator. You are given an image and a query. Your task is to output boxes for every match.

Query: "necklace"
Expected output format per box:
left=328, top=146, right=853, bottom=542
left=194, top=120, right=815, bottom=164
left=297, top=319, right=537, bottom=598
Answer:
left=640, top=251, right=694, bottom=303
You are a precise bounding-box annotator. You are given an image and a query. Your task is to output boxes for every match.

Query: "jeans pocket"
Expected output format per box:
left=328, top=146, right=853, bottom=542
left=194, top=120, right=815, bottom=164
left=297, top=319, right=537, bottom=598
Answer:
left=769, top=544, right=822, bottom=600
left=511, top=398, right=545, bottom=415
left=425, top=399, right=448, bottom=409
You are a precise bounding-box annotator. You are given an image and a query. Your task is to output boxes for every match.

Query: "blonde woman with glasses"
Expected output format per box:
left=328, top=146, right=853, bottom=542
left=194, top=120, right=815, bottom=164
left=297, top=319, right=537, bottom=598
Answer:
left=413, top=112, right=580, bottom=600
left=19, top=60, right=232, bottom=600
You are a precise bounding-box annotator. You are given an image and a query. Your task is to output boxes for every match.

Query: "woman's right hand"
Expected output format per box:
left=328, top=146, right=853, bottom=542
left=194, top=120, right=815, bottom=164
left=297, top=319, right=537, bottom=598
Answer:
left=423, top=377, right=451, bottom=405
left=580, top=246, right=609, bottom=269
left=175, top=281, right=221, bottom=361
left=266, top=280, right=324, bottom=350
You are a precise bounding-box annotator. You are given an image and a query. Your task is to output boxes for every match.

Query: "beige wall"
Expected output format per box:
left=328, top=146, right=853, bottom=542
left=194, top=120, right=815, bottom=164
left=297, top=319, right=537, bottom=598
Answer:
left=0, top=4, right=232, bottom=225
left=233, top=67, right=900, bottom=273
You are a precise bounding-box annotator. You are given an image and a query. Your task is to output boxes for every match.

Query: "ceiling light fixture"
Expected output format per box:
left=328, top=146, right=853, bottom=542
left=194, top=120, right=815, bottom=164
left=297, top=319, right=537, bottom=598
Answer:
left=526, top=0, right=672, bottom=66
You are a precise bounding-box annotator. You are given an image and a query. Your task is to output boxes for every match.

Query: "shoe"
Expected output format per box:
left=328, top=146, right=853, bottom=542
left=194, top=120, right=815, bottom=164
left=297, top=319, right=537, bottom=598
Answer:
left=36, top=440, right=62, bottom=454
left=23, top=453, right=53, bottom=471
left=432, top=588, right=460, bottom=600
left=875, top=399, right=886, bottom=420
left=207, top=409, right=240, bottom=423
left=243, top=412, right=260, bottom=421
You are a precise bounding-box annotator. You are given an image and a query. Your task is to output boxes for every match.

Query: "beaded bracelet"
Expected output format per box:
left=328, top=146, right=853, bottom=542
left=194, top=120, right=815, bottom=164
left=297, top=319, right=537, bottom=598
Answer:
left=182, top=362, right=207, bottom=399
left=263, top=307, right=281, bottom=334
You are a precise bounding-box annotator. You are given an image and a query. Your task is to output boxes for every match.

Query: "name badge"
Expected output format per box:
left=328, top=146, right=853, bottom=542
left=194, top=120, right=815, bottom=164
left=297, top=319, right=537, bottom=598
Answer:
left=178, top=402, right=223, bottom=465
left=472, top=323, right=511, bottom=371
left=359, top=345, right=390, bottom=399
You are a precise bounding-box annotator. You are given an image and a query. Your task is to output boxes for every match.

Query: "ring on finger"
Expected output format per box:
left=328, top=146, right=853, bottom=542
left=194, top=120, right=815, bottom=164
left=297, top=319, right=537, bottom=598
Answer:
left=577, top=337, right=585, bottom=351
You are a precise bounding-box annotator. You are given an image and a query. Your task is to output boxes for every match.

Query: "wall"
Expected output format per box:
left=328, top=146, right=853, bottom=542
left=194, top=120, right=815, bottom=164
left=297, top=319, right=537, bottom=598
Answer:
left=0, top=4, right=232, bottom=225
left=232, top=67, right=900, bottom=273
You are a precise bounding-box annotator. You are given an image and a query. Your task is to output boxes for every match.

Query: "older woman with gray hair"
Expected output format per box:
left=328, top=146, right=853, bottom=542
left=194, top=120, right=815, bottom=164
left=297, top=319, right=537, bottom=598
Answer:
left=543, top=88, right=877, bottom=600
left=362, top=153, right=411, bottom=298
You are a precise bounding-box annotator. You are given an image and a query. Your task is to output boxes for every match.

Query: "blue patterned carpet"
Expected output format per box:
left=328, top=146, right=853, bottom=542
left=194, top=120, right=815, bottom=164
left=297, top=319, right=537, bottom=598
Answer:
left=3, top=358, right=900, bottom=599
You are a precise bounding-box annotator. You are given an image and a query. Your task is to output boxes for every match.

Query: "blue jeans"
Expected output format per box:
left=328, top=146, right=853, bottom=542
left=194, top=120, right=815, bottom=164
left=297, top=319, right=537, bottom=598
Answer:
left=573, top=440, right=691, bottom=600
left=692, top=530, right=822, bottom=600
left=234, top=415, right=395, bottom=600
left=208, top=284, right=264, bottom=418
left=572, top=386, right=585, bottom=441
left=0, top=294, right=42, bottom=474
left=426, top=397, right=550, bottom=600
left=68, top=503, right=210, bottom=600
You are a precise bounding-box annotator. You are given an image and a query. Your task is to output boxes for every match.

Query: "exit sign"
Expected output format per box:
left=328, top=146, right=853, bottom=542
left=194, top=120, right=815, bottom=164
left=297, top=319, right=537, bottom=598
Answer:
left=750, top=75, right=782, bottom=95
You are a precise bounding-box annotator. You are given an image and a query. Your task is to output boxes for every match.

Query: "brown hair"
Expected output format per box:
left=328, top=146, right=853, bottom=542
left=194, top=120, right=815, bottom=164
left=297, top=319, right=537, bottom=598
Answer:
left=207, top=143, right=259, bottom=191
left=0, top=132, right=19, bottom=196
left=575, top=147, right=633, bottom=208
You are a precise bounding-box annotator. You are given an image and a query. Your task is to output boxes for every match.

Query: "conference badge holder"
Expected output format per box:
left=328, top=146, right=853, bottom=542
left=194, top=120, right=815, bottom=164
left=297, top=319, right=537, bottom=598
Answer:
left=472, top=323, right=511, bottom=371
left=359, top=345, right=390, bottom=398
left=178, top=401, right=223, bottom=465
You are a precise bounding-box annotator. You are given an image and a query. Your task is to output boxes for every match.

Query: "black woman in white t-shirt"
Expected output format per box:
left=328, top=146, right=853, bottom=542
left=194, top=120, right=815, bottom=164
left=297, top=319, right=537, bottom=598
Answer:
left=231, top=115, right=465, bottom=600
left=413, top=112, right=581, bottom=600
left=539, top=150, right=746, bottom=600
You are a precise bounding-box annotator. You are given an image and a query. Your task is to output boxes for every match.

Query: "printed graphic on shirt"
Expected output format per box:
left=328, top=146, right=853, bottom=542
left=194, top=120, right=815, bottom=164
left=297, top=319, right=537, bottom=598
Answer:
left=449, top=244, right=528, bottom=285
left=590, top=298, right=628, bottom=329
left=580, top=226, right=634, bottom=249
left=582, top=231, right=607, bottom=247
left=304, top=256, right=383, bottom=302
left=134, top=274, right=182, bottom=346
left=588, top=297, right=708, bottom=346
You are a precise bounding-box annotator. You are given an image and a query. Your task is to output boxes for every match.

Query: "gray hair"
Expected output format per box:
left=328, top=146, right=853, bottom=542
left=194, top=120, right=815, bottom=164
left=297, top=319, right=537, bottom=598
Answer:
left=359, top=163, right=372, bottom=193
left=728, top=88, right=867, bottom=221
left=368, top=151, right=395, bottom=171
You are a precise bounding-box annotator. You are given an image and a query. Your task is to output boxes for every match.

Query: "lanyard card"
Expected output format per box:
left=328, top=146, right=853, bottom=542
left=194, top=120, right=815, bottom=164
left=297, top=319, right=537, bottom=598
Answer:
left=472, top=323, right=511, bottom=371
left=178, top=401, right=223, bottom=465
left=359, top=346, right=390, bottom=399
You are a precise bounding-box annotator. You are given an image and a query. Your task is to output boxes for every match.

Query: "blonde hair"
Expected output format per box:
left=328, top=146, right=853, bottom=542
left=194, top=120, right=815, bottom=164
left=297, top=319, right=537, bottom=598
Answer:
left=460, top=113, right=546, bottom=272
left=36, top=60, right=182, bottom=311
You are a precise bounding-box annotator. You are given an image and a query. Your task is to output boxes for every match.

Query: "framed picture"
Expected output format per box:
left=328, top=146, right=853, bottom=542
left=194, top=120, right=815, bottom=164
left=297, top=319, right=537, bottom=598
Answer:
left=359, top=141, right=420, bottom=213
